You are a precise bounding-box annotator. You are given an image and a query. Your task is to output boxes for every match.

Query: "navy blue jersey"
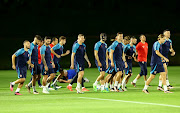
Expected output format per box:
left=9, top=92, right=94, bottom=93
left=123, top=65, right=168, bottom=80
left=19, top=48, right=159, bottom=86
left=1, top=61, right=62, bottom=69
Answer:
left=162, top=39, right=172, bottom=58
left=94, top=41, right=107, bottom=65
left=111, top=41, right=125, bottom=63
left=29, top=42, right=38, bottom=64
left=14, top=48, right=30, bottom=68
left=150, top=41, right=163, bottom=65
left=52, top=43, right=64, bottom=64
left=67, top=69, right=76, bottom=79
left=124, top=44, right=136, bottom=62
left=72, top=43, right=86, bottom=65
left=40, top=45, right=52, bottom=67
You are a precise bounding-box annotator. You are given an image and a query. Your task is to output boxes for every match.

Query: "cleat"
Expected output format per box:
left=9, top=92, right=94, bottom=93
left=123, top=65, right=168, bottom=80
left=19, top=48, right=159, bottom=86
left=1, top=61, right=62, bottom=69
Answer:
left=67, top=85, right=73, bottom=91
left=110, top=88, right=115, bottom=92
left=114, top=86, right=119, bottom=92
left=82, top=87, right=89, bottom=91
left=105, top=88, right=109, bottom=92
left=157, top=86, right=164, bottom=91
left=131, top=82, right=136, bottom=87
left=76, top=87, right=84, bottom=94
left=142, top=89, right=149, bottom=94
left=33, top=91, right=39, bottom=94
left=15, top=92, right=22, bottom=95
left=42, top=90, right=49, bottom=94
left=48, top=88, right=55, bottom=90
left=25, top=84, right=31, bottom=93
left=118, top=88, right=124, bottom=92
left=10, top=82, right=14, bottom=91
left=101, top=90, right=109, bottom=93
left=164, top=90, right=173, bottom=93
left=123, top=88, right=127, bottom=91
left=51, top=84, right=58, bottom=90
left=84, top=77, right=90, bottom=83
left=167, top=85, right=174, bottom=90
left=93, top=84, right=97, bottom=92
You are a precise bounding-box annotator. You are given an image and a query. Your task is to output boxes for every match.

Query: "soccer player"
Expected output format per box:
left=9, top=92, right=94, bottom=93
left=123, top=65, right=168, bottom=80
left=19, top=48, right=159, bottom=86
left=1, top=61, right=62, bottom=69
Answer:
left=157, top=30, right=175, bottom=90
left=122, top=36, right=137, bottom=91
left=49, top=37, right=58, bottom=59
left=41, top=36, right=56, bottom=94
left=10, top=40, right=34, bottom=95
left=142, top=34, right=172, bottom=94
left=25, top=35, right=42, bottom=94
left=50, top=36, right=70, bottom=88
left=131, top=35, right=148, bottom=87
left=110, top=32, right=128, bottom=92
left=93, top=33, right=109, bottom=92
left=70, top=34, right=91, bottom=93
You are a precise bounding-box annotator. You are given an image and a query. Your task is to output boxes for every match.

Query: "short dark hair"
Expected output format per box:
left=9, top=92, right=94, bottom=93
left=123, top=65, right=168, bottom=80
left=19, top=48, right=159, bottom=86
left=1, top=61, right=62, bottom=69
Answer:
left=117, top=32, right=123, bottom=35
left=52, top=37, right=58, bottom=42
left=59, top=36, right=66, bottom=40
left=23, top=40, right=29, bottom=45
left=163, top=29, right=170, bottom=33
left=35, top=35, right=42, bottom=40
left=78, top=34, right=84, bottom=37
left=131, top=36, right=136, bottom=39
left=124, top=36, right=130, bottom=40
left=100, top=33, right=107, bottom=38
left=44, top=36, right=51, bottom=40
left=158, top=34, right=165, bottom=39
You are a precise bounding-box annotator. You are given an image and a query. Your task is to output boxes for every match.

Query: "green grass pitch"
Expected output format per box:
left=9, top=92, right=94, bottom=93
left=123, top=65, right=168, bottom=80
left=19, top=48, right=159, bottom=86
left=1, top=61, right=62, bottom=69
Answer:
left=0, top=66, right=180, bottom=113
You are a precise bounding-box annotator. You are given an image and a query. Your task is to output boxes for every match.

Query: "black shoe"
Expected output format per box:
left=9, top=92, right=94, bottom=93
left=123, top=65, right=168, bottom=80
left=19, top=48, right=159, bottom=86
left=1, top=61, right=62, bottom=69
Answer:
left=33, top=91, right=39, bottom=94
left=142, top=89, right=149, bottom=94
left=167, top=85, right=174, bottom=89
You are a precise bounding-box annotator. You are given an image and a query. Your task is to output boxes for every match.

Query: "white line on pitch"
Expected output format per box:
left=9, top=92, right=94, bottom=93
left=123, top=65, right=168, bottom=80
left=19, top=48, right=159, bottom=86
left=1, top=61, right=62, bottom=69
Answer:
left=79, top=97, right=180, bottom=108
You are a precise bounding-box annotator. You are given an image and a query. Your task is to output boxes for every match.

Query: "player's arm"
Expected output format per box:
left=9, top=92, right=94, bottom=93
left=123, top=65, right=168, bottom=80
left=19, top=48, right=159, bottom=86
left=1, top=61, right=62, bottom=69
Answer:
left=51, top=48, right=60, bottom=58
left=70, top=52, right=75, bottom=69
left=110, top=49, right=115, bottom=67
left=50, top=55, right=55, bottom=68
left=84, top=52, right=91, bottom=68
left=59, top=79, right=71, bottom=83
left=61, top=50, right=70, bottom=57
left=169, top=45, right=175, bottom=56
left=27, top=57, right=34, bottom=68
left=12, top=54, right=16, bottom=70
left=41, top=47, right=48, bottom=71
left=94, top=50, right=101, bottom=67
left=122, top=52, right=128, bottom=68
left=155, top=50, right=169, bottom=62
left=106, top=51, right=109, bottom=69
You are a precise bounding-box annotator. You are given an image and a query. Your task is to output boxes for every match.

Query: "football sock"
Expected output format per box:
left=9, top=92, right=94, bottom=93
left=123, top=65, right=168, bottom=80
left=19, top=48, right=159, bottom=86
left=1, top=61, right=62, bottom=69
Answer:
left=159, top=80, right=162, bottom=87
left=15, top=88, right=20, bottom=92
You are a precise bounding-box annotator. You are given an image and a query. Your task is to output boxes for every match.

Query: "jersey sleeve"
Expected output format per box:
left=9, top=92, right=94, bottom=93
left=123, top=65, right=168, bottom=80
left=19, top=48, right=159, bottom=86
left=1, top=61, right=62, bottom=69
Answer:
left=94, top=42, right=101, bottom=51
left=14, top=48, right=25, bottom=57
left=111, top=41, right=118, bottom=51
left=28, top=43, right=34, bottom=55
left=40, top=46, right=46, bottom=55
left=154, top=42, right=160, bottom=51
left=169, top=39, right=172, bottom=46
left=72, top=43, right=79, bottom=53
left=52, top=44, right=60, bottom=51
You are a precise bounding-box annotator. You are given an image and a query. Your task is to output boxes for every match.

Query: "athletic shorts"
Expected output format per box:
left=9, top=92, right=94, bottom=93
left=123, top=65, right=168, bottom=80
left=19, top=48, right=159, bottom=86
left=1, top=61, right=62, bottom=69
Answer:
left=16, top=66, right=27, bottom=78
left=125, top=61, right=132, bottom=75
left=95, top=62, right=106, bottom=72
left=30, top=63, right=41, bottom=75
left=106, top=61, right=124, bottom=73
left=139, top=62, right=147, bottom=76
left=42, top=65, right=55, bottom=75
left=74, top=62, right=85, bottom=73
left=150, top=63, right=165, bottom=75
left=54, top=63, right=63, bottom=73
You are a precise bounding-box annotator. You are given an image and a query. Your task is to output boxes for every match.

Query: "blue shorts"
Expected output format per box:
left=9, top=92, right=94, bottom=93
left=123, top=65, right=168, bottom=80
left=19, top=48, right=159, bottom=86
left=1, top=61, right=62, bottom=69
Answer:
left=54, top=63, right=63, bottom=73
left=74, top=62, right=84, bottom=73
left=139, top=62, right=147, bottom=76
left=125, top=61, right=132, bottom=75
left=30, top=63, right=41, bottom=75
left=16, top=66, right=27, bottom=78
left=150, top=63, right=165, bottom=75
left=106, top=61, right=124, bottom=73
left=95, top=63, right=106, bottom=72
left=42, top=65, right=55, bottom=75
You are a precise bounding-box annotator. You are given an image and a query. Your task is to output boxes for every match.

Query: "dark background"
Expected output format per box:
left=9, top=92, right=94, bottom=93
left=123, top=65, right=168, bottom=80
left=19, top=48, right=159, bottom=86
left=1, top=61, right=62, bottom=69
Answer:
left=0, top=0, right=180, bottom=69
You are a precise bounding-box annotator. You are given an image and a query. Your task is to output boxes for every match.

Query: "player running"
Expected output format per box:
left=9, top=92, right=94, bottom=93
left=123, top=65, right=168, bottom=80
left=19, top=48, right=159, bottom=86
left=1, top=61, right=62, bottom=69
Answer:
left=157, top=30, right=175, bottom=91
left=50, top=36, right=70, bottom=89
left=143, top=34, right=172, bottom=94
left=41, top=36, right=56, bottom=94
left=10, top=40, right=34, bottom=95
left=93, top=33, right=109, bottom=93
left=70, top=34, right=91, bottom=93
left=25, top=35, right=42, bottom=94
left=131, top=35, right=148, bottom=87
left=122, top=36, right=137, bottom=91
left=110, top=32, right=128, bottom=92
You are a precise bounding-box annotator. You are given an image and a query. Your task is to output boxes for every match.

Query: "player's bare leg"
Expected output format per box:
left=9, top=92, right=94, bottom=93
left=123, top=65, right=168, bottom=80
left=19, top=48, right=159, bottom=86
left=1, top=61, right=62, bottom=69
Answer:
left=42, top=75, right=49, bottom=94
left=131, top=74, right=141, bottom=87
left=10, top=78, right=26, bottom=95
left=104, top=74, right=112, bottom=90
left=114, top=71, right=122, bottom=92
left=93, top=72, right=105, bottom=92
left=157, top=75, right=164, bottom=91
left=76, top=71, right=84, bottom=94
left=143, top=74, right=155, bottom=94
left=161, top=72, right=173, bottom=93
left=52, top=71, right=64, bottom=89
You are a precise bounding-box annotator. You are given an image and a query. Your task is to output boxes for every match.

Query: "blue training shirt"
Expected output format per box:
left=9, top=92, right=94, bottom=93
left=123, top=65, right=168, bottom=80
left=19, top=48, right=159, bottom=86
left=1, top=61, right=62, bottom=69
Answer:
left=150, top=41, right=163, bottom=65
left=162, top=39, right=172, bottom=58
left=67, top=69, right=76, bottom=79
left=14, top=48, right=30, bottom=68
left=124, top=44, right=136, bottom=62
left=94, top=41, right=107, bottom=65
left=29, top=42, right=38, bottom=64
left=40, top=45, right=52, bottom=67
left=52, top=43, right=64, bottom=64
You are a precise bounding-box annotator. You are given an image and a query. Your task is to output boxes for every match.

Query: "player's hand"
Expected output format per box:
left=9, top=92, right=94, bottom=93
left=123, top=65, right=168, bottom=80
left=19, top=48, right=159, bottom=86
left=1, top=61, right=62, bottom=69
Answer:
left=125, top=62, right=128, bottom=68
left=65, top=50, right=70, bottom=55
left=164, top=58, right=169, bottom=62
left=30, top=64, right=34, bottom=68
left=12, top=65, right=16, bottom=70
left=171, top=52, right=175, bottom=56
left=45, top=66, right=48, bottom=71
left=98, top=62, right=102, bottom=67
left=70, top=65, right=74, bottom=69
left=106, top=63, right=109, bottom=69
left=56, top=55, right=61, bottom=58
left=52, top=63, right=55, bottom=68
left=111, top=62, right=115, bottom=67
left=88, top=61, right=91, bottom=68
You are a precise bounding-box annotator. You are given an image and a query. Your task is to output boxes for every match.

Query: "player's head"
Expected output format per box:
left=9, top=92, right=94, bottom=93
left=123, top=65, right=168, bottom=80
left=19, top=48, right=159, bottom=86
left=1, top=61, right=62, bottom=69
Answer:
left=123, top=36, right=130, bottom=45
left=44, top=36, right=51, bottom=45
left=34, top=35, right=42, bottom=45
left=163, top=29, right=170, bottom=38
left=63, top=70, right=68, bottom=77
left=139, top=34, right=146, bottom=42
left=23, top=40, right=30, bottom=49
left=116, top=32, right=123, bottom=41
left=100, top=33, right=107, bottom=42
left=52, top=37, right=58, bottom=45
left=130, top=36, right=137, bottom=44
left=78, top=34, right=85, bottom=43
left=158, top=34, right=166, bottom=44
left=38, top=39, right=44, bottom=46
left=59, top=36, right=66, bottom=45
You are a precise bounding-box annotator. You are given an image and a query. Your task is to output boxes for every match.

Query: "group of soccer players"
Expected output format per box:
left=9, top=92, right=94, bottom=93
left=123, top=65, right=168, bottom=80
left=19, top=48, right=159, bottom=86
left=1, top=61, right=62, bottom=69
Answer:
left=10, top=29, right=175, bottom=95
